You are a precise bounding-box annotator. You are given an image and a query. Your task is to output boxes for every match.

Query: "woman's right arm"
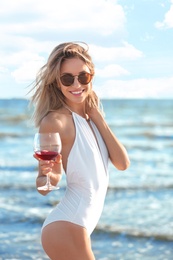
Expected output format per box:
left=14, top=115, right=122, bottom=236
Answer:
left=34, top=154, right=63, bottom=196
left=34, top=113, right=64, bottom=195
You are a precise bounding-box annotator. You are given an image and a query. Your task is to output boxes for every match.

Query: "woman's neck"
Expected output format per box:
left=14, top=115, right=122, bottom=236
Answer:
left=64, top=103, right=87, bottom=119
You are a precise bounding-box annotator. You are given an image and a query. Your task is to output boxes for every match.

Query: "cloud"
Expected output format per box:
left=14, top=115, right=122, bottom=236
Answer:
left=0, top=47, right=46, bottom=83
left=0, top=0, right=130, bottom=85
left=95, top=64, right=130, bottom=78
left=155, top=1, right=173, bottom=29
left=0, top=66, right=8, bottom=75
left=0, top=0, right=126, bottom=36
left=0, top=0, right=172, bottom=100
left=7, top=41, right=140, bottom=83
left=0, top=39, right=142, bottom=84
left=94, top=77, right=173, bottom=99
left=90, top=42, right=143, bottom=63
left=11, top=58, right=45, bottom=83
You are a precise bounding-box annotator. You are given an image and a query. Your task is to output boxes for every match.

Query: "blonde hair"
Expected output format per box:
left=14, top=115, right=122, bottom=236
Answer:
left=30, top=42, right=101, bottom=127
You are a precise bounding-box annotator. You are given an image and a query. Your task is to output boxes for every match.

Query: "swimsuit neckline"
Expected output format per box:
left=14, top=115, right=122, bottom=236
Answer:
left=64, top=105, right=90, bottom=121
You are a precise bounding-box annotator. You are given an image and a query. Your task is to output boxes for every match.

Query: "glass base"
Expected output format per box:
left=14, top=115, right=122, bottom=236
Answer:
left=37, top=185, right=59, bottom=191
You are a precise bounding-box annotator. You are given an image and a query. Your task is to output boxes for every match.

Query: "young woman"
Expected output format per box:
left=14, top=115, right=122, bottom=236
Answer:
left=31, top=42, right=130, bottom=260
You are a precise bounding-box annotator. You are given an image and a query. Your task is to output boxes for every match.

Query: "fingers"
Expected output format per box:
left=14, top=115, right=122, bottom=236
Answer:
left=33, top=153, right=62, bottom=163
left=40, top=161, right=53, bottom=175
left=33, top=153, right=39, bottom=160
left=55, top=154, right=62, bottom=164
left=33, top=153, right=62, bottom=176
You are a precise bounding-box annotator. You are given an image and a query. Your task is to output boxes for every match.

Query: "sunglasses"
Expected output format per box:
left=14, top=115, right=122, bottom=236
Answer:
left=60, top=72, right=93, bottom=87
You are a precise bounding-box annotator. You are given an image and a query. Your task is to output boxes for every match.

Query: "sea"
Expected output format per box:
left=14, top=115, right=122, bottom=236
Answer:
left=0, top=98, right=173, bottom=260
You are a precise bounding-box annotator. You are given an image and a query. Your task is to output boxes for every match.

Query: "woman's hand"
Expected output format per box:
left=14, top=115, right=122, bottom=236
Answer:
left=88, top=107, right=130, bottom=171
left=86, top=106, right=105, bottom=126
left=33, top=153, right=62, bottom=195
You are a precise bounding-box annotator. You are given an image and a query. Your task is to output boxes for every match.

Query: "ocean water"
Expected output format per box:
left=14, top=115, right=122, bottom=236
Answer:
left=0, top=98, right=173, bottom=260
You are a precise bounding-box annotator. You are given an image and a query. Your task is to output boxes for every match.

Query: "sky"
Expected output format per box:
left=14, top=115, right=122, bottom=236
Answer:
left=0, top=0, right=173, bottom=99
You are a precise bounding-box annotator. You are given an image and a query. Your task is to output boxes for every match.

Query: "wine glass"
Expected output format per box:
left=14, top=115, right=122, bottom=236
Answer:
left=34, top=132, right=62, bottom=191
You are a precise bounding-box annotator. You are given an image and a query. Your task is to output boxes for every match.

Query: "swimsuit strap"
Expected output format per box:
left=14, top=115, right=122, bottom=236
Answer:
left=64, top=105, right=90, bottom=121
left=64, top=105, right=73, bottom=113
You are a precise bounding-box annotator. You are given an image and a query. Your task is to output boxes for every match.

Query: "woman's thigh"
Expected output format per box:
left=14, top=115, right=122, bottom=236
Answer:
left=41, top=221, right=95, bottom=260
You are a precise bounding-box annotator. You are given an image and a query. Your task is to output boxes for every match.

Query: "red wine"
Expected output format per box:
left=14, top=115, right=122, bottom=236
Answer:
left=35, top=150, right=59, bottom=160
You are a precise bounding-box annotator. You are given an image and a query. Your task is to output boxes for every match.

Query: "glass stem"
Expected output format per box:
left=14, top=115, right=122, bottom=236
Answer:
left=46, top=174, right=51, bottom=187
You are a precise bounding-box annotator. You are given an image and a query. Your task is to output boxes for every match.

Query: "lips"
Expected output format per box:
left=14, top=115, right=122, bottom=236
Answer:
left=70, top=89, right=84, bottom=95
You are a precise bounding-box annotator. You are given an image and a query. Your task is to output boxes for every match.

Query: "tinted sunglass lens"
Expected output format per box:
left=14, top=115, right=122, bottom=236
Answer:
left=60, top=75, right=74, bottom=86
left=60, top=73, right=92, bottom=86
left=78, top=73, right=92, bottom=84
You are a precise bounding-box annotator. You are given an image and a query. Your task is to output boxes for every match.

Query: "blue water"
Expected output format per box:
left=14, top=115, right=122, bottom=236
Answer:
left=0, top=98, right=173, bottom=259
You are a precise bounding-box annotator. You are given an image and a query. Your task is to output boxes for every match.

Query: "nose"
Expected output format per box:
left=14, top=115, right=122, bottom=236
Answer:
left=72, top=76, right=81, bottom=88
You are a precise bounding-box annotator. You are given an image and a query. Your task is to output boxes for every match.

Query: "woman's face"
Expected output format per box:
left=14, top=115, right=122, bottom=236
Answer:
left=59, top=58, right=92, bottom=106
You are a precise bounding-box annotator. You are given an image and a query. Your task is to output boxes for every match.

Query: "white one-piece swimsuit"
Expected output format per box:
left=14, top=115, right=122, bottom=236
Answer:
left=42, top=112, right=109, bottom=236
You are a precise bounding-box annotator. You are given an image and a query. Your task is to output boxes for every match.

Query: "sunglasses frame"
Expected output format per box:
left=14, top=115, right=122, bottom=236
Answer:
left=60, top=72, right=93, bottom=87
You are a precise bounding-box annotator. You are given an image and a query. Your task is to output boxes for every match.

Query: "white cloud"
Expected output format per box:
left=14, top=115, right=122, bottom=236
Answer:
left=155, top=1, right=173, bottom=29
left=0, top=47, right=46, bottom=83
left=0, top=0, right=125, bottom=36
left=0, top=66, right=8, bottom=75
left=90, top=42, right=143, bottom=63
left=140, top=33, right=154, bottom=42
left=2, top=50, right=44, bottom=67
left=95, top=64, right=130, bottom=78
left=95, top=77, right=173, bottom=99
left=0, top=0, right=172, bottom=100
left=0, top=0, right=129, bottom=85
left=11, top=58, right=45, bottom=83
left=0, top=39, right=142, bottom=85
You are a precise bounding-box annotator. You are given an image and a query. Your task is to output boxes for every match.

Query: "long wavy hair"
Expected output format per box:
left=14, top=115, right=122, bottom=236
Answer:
left=30, top=42, right=101, bottom=127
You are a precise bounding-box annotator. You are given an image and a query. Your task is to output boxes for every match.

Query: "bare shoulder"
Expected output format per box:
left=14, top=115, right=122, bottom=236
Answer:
left=39, top=108, right=75, bottom=165
left=39, top=108, right=73, bottom=137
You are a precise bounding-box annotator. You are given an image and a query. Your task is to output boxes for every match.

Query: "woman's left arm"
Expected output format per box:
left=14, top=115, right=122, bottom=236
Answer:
left=88, top=108, right=130, bottom=170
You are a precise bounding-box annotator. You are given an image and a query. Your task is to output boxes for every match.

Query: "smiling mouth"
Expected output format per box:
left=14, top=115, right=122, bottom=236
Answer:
left=70, top=90, right=84, bottom=95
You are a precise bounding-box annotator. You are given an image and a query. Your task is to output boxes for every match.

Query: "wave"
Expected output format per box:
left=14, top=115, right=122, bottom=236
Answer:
left=0, top=184, right=36, bottom=191
left=0, top=165, right=36, bottom=172
left=0, top=132, right=33, bottom=139
left=118, top=131, right=173, bottom=140
left=0, top=132, right=24, bottom=138
left=109, top=122, right=173, bottom=128
left=0, top=211, right=44, bottom=225
left=0, top=114, right=30, bottom=123
left=95, top=224, right=173, bottom=241
left=1, top=170, right=173, bottom=191
left=2, top=214, right=173, bottom=242
left=136, top=132, right=173, bottom=140
left=108, top=184, right=173, bottom=191
left=1, top=130, right=172, bottom=142
left=1, top=179, right=173, bottom=191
